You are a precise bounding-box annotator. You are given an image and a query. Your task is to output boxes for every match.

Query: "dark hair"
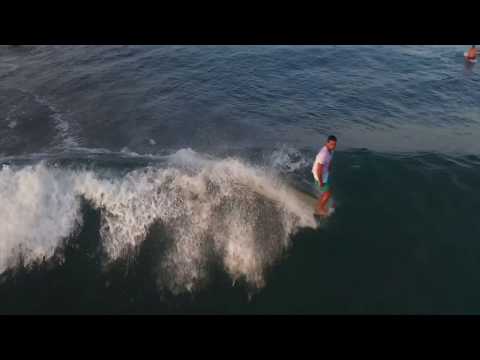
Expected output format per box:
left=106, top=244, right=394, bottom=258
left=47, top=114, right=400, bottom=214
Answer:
left=327, top=135, right=337, bottom=142
left=473, top=45, right=476, bottom=48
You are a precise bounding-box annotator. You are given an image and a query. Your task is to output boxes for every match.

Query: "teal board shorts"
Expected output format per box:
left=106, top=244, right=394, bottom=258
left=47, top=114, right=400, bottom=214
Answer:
left=315, top=179, right=330, bottom=193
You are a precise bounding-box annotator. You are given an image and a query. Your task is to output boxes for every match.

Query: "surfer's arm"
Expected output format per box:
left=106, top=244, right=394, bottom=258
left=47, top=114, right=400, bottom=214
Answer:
left=317, top=164, right=324, bottom=185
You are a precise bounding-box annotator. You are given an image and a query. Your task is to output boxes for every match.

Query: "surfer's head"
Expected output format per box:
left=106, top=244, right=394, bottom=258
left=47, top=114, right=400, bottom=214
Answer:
left=326, top=135, right=337, bottom=151
left=473, top=45, right=476, bottom=48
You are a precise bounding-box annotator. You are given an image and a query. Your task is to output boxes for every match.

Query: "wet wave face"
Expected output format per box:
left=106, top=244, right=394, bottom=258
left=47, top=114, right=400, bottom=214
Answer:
left=0, top=149, right=317, bottom=295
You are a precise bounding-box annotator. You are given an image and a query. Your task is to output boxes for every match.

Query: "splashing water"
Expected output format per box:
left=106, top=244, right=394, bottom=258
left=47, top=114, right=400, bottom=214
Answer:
left=0, top=149, right=318, bottom=294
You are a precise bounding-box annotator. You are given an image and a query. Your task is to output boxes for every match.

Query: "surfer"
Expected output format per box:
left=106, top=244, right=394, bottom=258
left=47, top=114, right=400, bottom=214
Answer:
left=312, top=135, right=337, bottom=216
left=466, top=45, right=477, bottom=61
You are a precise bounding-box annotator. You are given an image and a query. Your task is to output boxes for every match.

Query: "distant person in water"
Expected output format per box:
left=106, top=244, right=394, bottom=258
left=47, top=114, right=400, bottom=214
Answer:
left=467, top=45, right=477, bottom=60
left=312, top=135, right=337, bottom=216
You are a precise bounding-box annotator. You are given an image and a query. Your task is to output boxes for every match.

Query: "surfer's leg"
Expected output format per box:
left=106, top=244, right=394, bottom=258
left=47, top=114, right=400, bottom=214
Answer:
left=315, top=197, right=323, bottom=214
left=314, top=180, right=331, bottom=215
left=319, top=190, right=331, bottom=214
left=314, top=180, right=324, bottom=214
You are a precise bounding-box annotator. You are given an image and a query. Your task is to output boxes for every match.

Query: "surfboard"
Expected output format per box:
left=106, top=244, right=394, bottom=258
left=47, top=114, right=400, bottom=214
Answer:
left=464, top=52, right=477, bottom=63
left=279, top=181, right=335, bottom=218
left=235, top=179, right=335, bottom=222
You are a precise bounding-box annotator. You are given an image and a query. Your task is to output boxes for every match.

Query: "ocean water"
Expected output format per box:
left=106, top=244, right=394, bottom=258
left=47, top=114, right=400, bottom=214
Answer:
left=0, top=45, right=479, bottom=314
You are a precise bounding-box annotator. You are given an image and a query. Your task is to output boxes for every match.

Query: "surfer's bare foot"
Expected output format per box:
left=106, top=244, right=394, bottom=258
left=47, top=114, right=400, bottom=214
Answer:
left=318, top=208, right=328, bottom=216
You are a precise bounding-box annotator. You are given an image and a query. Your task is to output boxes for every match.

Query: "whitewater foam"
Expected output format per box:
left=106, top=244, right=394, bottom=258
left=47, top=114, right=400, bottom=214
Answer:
left=0, top=164, right=82, bottom=271
left=270, top=146, right=310, bottom=173
left=0, top=150, right=318, bottom=294
left=7, top=120, right=17, bottom=129
left=33, top=94, right=80, bottom=148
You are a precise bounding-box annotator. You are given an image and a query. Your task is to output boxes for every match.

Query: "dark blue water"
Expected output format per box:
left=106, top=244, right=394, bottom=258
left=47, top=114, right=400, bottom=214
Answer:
left=1, top=45, right=480, bottom=314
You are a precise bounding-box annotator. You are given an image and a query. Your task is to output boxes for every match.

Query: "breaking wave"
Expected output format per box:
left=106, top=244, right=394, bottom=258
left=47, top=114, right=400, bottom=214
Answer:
left=0, top=149, right=318, bottom=294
